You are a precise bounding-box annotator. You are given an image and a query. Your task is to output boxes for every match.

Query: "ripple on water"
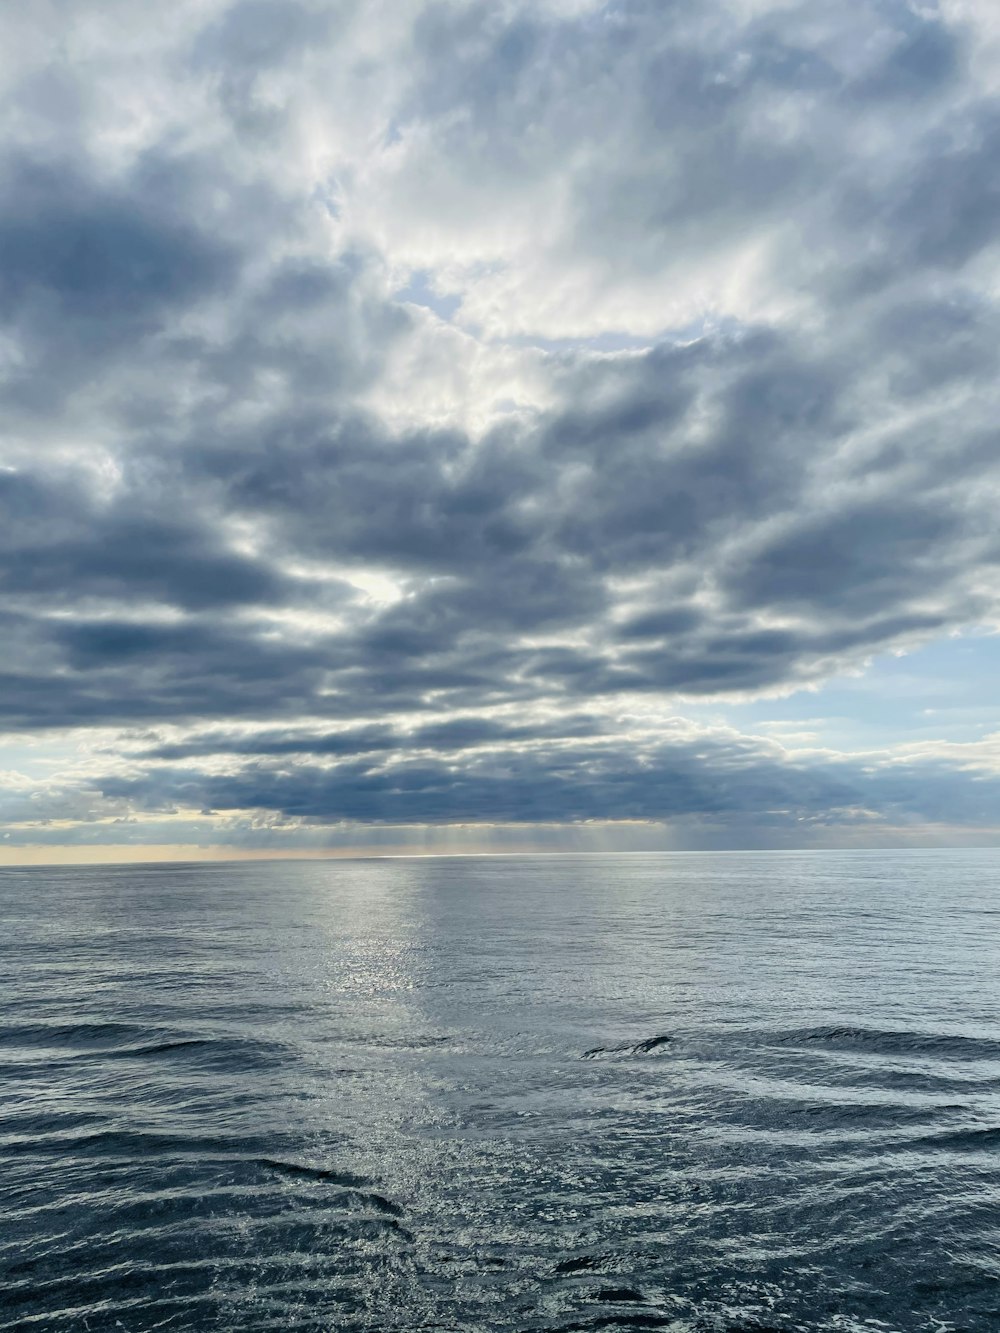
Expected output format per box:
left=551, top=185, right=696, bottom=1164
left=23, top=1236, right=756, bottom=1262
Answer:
left=1, top=851, right=999, bottom=1331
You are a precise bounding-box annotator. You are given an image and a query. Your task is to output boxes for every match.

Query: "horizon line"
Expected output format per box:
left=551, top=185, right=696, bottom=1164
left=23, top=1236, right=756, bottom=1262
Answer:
left=1, top=845, right=997, bottom=870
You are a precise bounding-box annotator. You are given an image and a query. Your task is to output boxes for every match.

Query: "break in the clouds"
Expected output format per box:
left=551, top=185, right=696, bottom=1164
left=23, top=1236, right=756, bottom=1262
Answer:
left=2, top=0, right=1000, bottom=854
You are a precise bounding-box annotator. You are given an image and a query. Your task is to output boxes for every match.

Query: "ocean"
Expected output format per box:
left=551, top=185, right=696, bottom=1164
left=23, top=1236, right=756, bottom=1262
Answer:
left=1, top=850, right=998, bottom=1331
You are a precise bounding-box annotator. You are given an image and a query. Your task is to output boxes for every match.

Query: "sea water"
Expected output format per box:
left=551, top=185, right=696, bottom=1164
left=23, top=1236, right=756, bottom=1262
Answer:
left=1, top=850, right=998, bottom=1330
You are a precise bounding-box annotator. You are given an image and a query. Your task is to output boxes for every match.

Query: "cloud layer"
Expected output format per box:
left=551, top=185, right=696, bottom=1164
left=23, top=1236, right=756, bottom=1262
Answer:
left=2, top=0, right=1000, bottom=849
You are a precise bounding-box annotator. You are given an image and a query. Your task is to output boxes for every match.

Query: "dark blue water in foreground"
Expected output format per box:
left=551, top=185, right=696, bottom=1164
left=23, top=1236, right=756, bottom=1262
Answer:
left=1, top=851, right=999, bottom=1331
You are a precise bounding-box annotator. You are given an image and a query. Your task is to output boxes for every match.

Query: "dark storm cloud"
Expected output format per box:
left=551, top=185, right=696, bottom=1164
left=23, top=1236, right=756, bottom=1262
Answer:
left=0, top=611, right=341, bottom=729
left=2, top=315, right=997, bottom=729
left=0, top=154, right=240, bottom=415
left=0, top=471, right=315, bottom=611
left=93, top=731, right=1000, bottom=833
left=3, top=0, right=1000, bottom=839
left=0, top=157, right=234, bottom=325
left=141, top=713, right=603, bottom=761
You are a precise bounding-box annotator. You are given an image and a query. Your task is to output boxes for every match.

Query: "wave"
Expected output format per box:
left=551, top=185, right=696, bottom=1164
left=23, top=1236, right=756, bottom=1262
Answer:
left=775, top=1026, right=1000, bottom=1060
left=259, top=1160, right=407, bottom=1224
left=257, top=1158, right=373, bottom=1189
left=99, top=1037, right=213, bottom=1058
left=527, top=1316, right=675, bottom=1332
left=902, top=1125, right=1000, bottom=1153
left=0, top=1020, right=149, bottom=1049
left=555, top=1256, right=608, bottom=1274
left=582, top=1035, right=674, bottom=1059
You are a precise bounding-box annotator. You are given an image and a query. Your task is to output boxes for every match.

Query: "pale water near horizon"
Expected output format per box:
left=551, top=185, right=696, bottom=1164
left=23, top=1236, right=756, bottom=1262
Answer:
left=1, top=850, right=998, bottom=1331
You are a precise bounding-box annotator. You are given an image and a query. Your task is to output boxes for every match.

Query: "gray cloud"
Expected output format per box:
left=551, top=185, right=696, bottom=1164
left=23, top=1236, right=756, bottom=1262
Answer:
left=2, top=0, right=1000, bottom=844
left=89, top=727, right=1000, bottom=836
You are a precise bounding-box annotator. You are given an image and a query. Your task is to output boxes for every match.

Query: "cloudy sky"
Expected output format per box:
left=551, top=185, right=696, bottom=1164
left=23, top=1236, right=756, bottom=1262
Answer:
left=2, top=0, right=1000, bottom=860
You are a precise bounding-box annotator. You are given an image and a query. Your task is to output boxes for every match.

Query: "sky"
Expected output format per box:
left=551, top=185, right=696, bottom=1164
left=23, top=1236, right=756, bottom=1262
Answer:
left=2, top=0, right=1000, bottom=862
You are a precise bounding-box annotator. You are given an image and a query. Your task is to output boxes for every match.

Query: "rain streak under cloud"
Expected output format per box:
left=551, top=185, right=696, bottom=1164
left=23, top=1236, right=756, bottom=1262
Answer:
left=3, top=0, right=1000, bottom=857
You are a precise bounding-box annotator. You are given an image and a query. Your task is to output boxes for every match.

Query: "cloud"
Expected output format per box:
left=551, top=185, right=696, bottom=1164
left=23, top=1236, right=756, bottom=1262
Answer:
left=9, top=715, right=1000, bottom=849
left=1, top=0, right=1000, bottom=847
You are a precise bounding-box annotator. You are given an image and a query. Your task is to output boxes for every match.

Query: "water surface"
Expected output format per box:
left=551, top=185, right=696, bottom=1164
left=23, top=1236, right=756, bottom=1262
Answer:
left=2, top=850, right=998, bottom=1330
